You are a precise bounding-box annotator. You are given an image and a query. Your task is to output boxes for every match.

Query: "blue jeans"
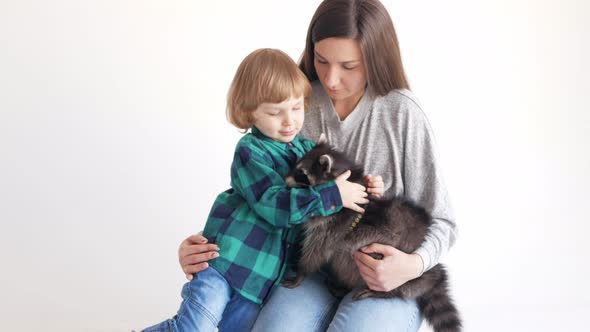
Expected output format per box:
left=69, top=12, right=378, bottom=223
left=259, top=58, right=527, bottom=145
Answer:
left=142, top=268, right=260, bottom=332
left=251, top=272, right=422, bottom=332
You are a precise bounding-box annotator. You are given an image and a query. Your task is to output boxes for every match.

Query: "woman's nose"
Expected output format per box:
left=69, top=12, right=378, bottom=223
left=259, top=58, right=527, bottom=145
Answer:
left=324, top=67, right=339, bottom=88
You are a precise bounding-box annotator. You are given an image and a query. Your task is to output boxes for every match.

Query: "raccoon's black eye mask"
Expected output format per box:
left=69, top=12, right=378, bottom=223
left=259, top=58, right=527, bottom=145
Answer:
left=293, top=169, right=311, bottom=187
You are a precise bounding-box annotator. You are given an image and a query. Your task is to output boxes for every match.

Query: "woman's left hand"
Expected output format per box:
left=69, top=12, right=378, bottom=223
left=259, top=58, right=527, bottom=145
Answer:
left=352, top=243, right=424, bottom=292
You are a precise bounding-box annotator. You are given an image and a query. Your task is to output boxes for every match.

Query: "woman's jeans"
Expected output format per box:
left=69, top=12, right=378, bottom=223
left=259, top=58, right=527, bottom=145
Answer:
left=252, top=272, right=422, bottom=332
left=141, top=268, right=260, bottom=332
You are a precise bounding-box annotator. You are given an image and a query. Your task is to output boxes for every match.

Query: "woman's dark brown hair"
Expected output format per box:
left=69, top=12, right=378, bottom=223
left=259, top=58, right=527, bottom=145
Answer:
left=300, top=0, right=410, bottom=95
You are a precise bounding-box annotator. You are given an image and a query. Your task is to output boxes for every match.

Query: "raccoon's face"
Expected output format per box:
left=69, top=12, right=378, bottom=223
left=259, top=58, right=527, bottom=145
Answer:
left=284, top=144, right=356, bottom=188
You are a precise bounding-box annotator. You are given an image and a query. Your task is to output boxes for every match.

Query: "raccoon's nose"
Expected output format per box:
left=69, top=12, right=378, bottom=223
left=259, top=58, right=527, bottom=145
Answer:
left=294, top=172, right=310, bottom=185
left=285, top=176, right=296, bottom=187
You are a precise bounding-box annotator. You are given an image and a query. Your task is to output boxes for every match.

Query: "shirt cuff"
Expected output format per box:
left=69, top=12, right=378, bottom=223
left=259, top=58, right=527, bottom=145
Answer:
left=314, top=181, right=342, bottom=216
left=412, top=247, right=432, bottom=276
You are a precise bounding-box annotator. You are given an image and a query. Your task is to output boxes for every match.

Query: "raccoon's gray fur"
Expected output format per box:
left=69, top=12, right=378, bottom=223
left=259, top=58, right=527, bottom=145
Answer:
left=283, top=138, right=462, bottom=332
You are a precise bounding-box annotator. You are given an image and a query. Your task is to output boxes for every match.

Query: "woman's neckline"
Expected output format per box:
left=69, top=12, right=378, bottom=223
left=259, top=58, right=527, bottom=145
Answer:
left=332, top=90, right=366, bottom=121
left=328, top=88, right=373, bottom=127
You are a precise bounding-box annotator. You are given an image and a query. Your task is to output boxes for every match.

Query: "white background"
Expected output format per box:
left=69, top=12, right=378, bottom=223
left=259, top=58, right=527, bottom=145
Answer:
left=1, top=1, right=588, bottom=331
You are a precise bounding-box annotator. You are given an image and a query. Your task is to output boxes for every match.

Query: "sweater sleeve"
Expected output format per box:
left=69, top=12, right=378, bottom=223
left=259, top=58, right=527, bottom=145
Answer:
left=401, top=101, right=458, bottom=273
left=230, top=143, right=342, bottom=228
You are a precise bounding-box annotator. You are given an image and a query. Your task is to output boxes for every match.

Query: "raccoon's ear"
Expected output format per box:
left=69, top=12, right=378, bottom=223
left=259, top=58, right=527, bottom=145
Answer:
left=317, top=133, right=328, bottom=145
left=319, top=154, right=333, bottom=173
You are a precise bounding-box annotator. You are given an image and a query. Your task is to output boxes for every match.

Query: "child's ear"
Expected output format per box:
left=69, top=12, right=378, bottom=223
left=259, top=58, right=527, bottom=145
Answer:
left=318, top=133, right=328, bottom=145
left=319, top=154, right=333, bottom=174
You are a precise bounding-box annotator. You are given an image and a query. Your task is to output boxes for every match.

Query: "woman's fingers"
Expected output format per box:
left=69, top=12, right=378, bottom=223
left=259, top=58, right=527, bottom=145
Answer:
left=178, top=233, right=220, bottom=280
left=180, top=243, right=219, bottom=257
left=181, top=249, right=220, bottom=279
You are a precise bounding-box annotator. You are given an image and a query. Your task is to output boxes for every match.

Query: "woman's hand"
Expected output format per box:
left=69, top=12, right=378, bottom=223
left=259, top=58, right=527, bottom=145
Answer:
left=335, top=170, right=369, bottom=213
left=178, top=234, right=220, bottom=280
left=364, top=174, right=384, bottom=198
left=352, top=243, right=424, bottom=292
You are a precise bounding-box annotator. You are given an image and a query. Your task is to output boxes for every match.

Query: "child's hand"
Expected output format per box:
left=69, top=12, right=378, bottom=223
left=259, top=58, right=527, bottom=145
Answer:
left=364, top=174, right=384, bottom=198
left=335, top=170, right=369, bottom=213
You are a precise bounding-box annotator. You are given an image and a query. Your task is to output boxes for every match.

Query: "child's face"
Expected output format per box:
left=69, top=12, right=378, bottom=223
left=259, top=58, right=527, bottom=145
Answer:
left=251, top=95, right=305, bottom=143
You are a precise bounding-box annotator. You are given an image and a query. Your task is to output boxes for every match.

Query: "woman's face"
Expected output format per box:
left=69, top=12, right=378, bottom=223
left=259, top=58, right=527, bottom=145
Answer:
left=313, top=37, right=367, bottom=104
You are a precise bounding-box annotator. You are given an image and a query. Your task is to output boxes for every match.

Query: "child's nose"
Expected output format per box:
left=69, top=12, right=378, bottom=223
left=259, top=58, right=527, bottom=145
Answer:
left=282, top=114, right=294, bottom=126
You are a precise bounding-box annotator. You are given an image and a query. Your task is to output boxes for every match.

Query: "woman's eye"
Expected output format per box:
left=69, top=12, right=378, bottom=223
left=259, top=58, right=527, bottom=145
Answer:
left=343, top=65, right=356, bottom=70
left=316, top=58, right=328, bottom=64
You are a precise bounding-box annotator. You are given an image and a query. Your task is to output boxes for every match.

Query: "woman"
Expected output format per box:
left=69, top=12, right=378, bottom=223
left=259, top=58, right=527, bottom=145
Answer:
left=179, top=0, right=457, bottom=330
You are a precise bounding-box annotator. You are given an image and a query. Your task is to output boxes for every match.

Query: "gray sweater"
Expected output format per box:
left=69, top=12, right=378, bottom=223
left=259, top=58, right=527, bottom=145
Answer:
left=300, top=81, right=457, bottom=273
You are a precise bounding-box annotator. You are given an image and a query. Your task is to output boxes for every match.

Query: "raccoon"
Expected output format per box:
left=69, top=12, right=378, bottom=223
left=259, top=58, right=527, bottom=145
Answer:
left=283, top=135, right=462, bottom=332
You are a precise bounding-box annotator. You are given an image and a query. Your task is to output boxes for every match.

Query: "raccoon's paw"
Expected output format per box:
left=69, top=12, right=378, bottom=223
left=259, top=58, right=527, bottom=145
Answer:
left=352, top=289, right=375, bottom=301
left=282, top=275, right=304, bottom=288
left=353, top=288, right=401, bottom=301
left=367, top=252, right=384, bottom=260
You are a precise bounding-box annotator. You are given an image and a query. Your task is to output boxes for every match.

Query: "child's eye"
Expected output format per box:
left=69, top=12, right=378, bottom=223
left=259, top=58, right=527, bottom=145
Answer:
left=343, top=65, right=356, bottom=71
left=316, top=58, right=328, bottom=65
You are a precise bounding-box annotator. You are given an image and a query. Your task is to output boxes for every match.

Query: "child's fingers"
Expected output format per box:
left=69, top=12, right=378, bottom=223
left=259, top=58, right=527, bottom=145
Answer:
left=352, top=204, right=365, bottom=213
left=336, top=170, right=352, bottom=181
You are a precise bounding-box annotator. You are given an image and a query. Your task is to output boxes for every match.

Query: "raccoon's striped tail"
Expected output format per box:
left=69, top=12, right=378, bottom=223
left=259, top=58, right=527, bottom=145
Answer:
left=417, top=265, right=462, bottom=332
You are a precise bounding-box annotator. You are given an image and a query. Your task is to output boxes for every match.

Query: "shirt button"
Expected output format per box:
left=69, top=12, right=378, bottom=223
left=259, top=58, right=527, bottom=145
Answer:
left=330, top=205, right=336, bottom=210
left=310, top=213, right=315, bottom=217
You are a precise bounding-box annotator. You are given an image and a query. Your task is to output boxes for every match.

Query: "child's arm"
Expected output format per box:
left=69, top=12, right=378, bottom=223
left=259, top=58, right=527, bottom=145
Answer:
left=231, top=144, right=366, bottom=228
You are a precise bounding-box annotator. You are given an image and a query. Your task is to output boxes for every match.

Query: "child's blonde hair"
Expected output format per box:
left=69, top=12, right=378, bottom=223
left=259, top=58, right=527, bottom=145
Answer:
left=227, top=48, right=312, bottom=130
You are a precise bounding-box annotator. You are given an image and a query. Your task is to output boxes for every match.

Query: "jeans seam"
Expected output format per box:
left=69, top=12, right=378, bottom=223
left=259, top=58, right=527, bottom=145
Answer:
left=182, top=281, right=220, bottom=327
left=405, top=303, right=420, bottom=332
left=315, top=300, right=338, bottom=332
left=166, top=320, right=178, bottom=332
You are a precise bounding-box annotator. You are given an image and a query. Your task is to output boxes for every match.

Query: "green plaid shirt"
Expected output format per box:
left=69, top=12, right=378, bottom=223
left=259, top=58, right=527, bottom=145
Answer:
left=202, top=127, right=342, bottom=304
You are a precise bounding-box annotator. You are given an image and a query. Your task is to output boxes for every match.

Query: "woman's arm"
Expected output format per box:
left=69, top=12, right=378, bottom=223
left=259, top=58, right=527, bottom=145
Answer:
left=178, top=233, right=219, bottom=280
left=352, top=95, right=457, bottom=291
left=353, top=175, right=422, bottom=292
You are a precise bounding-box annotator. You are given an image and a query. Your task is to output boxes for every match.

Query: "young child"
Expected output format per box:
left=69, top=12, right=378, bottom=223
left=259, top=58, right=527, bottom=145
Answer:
left=142, top=48, right=369, bottom=332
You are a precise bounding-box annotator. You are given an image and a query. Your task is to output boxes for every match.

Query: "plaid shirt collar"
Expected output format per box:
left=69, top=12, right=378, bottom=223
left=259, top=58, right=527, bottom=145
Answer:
left=251, top=126, right=303, bottom=148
